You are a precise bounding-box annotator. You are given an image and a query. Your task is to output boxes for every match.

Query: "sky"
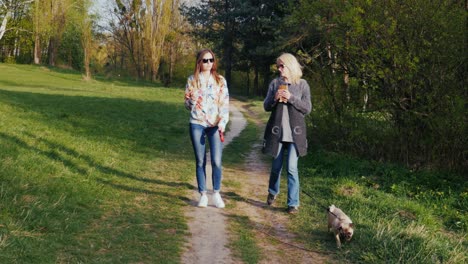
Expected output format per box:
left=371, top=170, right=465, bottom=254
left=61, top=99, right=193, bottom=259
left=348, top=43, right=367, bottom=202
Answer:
left=89, top=0, right=194, bottom=28
left=91, top=0, right=111, bottom=14
left=90, top=0, right=115, bottom=29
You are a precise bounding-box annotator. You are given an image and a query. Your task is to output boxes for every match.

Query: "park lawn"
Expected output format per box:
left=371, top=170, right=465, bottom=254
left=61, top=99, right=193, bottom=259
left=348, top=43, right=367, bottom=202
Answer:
left=292, top=149, right=467, bottom=263
left=0, top=63, right=193, bottom=263
left=1, top=63, right=466, bottom=263
left=220, top=98, right=467, bottom=263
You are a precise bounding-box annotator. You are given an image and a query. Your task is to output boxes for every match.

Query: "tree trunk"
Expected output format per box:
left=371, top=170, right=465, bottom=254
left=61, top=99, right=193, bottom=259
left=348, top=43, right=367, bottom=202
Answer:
left=0, top=11, right=12, bottom=41
left=48, top=37, right=55, bottom=66
left=254, top=66, right=259, bottom=96
left=246, top=69, right=250, bottom=96
left=34, top=34, right=41, bottom=64
left=14, top=31, right=20, bottom=57
left=222, top=0, right=233, bottom=86
left=223, top=44, right=232, bottom=88
left=261, top=63, right=270, bottom=97
left=343, top=67, right=350, bottom=102
left=168, top=44, right=175, bottom=85
left=84, top=47, right=91, bottom=80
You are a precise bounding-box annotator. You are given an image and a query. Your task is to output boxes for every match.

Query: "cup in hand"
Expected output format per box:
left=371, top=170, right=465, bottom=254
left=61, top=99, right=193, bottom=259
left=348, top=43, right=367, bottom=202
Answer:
left=278, top=84, right=288, bottom=103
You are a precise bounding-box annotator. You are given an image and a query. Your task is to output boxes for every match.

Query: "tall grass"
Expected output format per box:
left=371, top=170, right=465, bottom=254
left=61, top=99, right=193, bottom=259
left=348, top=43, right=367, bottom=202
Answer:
left=223, top=98, right=466, bottom=263
left=294, top=150, right=467, bottom=263
left=0, top=64, right=193, bottom=263
left=1, top=64, right=466, bottom=263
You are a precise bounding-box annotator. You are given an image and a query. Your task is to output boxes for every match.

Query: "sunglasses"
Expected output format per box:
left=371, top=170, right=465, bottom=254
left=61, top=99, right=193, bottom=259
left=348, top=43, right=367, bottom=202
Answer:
left=202, top=58, right=215, bottom=64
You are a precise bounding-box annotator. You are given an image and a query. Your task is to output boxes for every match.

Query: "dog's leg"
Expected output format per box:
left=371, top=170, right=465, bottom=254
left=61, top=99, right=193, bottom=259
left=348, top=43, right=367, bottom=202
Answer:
left=334, top=232, right=341, bottom=248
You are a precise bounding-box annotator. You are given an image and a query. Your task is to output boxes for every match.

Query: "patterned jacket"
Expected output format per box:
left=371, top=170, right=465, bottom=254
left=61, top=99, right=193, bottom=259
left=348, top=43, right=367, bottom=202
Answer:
left=184, top=74, right=229, bottom=132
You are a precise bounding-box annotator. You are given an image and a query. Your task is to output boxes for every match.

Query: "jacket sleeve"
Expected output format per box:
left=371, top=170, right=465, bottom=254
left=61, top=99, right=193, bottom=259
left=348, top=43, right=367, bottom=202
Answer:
left=184, top=76, right=194, bottom=111
left=287, top=80, right=312, bottom=115
left=263, top=79, right=278, bottom=112
left=217, top=78, right=230, bottom=132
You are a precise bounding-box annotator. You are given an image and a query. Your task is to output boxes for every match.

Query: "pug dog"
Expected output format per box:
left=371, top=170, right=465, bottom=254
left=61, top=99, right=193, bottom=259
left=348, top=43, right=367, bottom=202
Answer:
left=328, top=205, right=354, bottom=248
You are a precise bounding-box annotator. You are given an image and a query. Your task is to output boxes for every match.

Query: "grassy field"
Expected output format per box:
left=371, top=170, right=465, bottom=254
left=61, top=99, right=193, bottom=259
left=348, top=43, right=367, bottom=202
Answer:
left=243, top=100, right=468, bottom=263
left=0, top=64, right=193, bottom=263
left=293, top=150, right=467, bottom=263
left=219, top=100, right=467, bottom=263
left=1, top=63, right=466, bottom=263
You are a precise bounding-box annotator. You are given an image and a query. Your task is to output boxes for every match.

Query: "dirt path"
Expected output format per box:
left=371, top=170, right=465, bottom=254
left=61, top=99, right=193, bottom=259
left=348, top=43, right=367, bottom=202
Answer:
left=181, top=101, right=246, bottom=264
left=182, top=99, right=333, bottom=263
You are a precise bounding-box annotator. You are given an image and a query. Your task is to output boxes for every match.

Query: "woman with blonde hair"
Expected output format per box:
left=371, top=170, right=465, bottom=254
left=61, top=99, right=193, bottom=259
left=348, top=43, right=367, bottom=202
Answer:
left=184, top=49, right=229, bottom=208
left=262, top=53, right=312, bottom=214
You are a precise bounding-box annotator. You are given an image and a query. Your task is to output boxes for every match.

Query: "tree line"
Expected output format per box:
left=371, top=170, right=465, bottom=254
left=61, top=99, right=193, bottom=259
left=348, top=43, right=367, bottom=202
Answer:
left=183, top=0, right=467, bottom=172
left=0, top=0, right=189, bottom=83
left=1, top=0, right=466, bottom=172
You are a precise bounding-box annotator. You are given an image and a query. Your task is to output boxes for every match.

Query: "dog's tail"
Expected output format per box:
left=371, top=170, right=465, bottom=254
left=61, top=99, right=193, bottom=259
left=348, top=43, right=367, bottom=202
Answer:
left=328, top=204, right=336, bottom=212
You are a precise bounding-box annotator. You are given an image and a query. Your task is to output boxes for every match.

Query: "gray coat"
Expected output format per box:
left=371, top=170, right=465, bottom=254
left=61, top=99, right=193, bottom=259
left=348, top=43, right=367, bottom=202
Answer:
left=262, top=77, right=312, bottom=157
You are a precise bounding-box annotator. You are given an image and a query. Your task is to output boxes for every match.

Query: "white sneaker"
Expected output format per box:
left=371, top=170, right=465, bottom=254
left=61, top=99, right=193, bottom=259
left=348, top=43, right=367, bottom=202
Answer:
left=197, top=193, right=208, bottom=208
left=212, top=192, right=225, bottom=208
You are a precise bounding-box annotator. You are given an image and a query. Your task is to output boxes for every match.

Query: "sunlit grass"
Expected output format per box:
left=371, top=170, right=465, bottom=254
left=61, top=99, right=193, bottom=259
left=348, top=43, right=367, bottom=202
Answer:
left=1, top=63, right=466, bottom=263
left=0, top=63, right=192, bottom=262
left=221, top=96, right=466, bottom=263
left=294, top=150, right=467, bottom=263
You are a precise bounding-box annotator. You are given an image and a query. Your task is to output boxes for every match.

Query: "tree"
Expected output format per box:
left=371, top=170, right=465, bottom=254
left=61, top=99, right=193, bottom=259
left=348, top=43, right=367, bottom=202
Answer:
left=159, top=0, right=193, bottom=85
left=238, top=0, right=288, bottom=95
left=182, top=0, right=259, bottom=88
left=0, top=0, right=34, bottom=64
left=288, top=0, right=467, bottom=170
left=181, top=0, right=289, bottom=95
left=80, top=0, right=92, bottom=79
left=0, top=0, right=33, bottom=41
left=109, top=0, right=146, bottom=79
left=144, top=0, right=172, bottom=82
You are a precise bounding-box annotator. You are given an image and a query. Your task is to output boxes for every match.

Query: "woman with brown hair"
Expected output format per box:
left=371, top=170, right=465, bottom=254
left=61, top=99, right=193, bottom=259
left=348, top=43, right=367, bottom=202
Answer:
left=184, top=49, right=229, bottom=208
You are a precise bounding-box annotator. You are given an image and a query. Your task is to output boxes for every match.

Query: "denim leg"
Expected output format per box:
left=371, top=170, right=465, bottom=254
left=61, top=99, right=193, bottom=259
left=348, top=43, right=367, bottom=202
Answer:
left=286, top=143, right=300, bottom=207
left=189, top=124, right=207, bottom=193
left=207, top=126, right=223, bottom=191
left=268, top=142, right=285, bottom=196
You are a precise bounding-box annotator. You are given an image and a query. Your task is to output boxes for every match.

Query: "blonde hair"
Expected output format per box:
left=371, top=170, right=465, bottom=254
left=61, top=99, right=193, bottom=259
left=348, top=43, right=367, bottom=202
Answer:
left=192, top=49, right=223, bottom=89
left=277, top=53, right=303, bottom=85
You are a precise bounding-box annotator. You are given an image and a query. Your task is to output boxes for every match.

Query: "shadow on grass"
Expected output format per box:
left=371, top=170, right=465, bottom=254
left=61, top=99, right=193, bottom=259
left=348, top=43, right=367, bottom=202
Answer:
left=0, top=86, right=196, bottom=203
left=0, top=132, right=194, bottom=192
left=302, top=148, right=466, bottom=201
left=225, top=212, right=336, bottom=258
left=0, top=89, right=190, bottom=156
left=0, top=79, right=94, bottom=93
left=2, top=63, right=167, bottom=87
left=223, top=191, right=287, bottom=213
left=96, top=179, right=191, bottom=202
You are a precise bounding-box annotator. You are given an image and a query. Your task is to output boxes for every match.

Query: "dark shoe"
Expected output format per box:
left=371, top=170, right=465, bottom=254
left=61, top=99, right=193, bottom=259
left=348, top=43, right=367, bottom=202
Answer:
left=266, top=193, right=276, bottom=206
left=287, top=206, right=299, bottom=214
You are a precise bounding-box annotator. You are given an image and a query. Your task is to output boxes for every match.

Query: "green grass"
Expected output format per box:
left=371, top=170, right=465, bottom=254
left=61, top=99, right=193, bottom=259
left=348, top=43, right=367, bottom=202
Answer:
left=293, top=150, right=467, bottom=263
left=228, top=215, right=262, bottom=264
left=1, top=63, right=466, bottom=263
left=220, top=96, right=466, bottom=263
left=222, top=100, right=265, bottom=262
left=0, top=63, right=193, bottom=263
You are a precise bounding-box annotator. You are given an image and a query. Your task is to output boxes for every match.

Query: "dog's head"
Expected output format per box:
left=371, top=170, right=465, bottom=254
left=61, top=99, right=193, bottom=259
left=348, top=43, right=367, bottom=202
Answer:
left=338, top=223, right=354, bottom=241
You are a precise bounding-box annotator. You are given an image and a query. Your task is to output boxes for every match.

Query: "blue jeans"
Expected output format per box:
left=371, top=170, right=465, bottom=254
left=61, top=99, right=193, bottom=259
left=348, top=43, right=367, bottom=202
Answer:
left=268, top=142, right=300, bottom=207
left=189, top=123, right=223, bottom=193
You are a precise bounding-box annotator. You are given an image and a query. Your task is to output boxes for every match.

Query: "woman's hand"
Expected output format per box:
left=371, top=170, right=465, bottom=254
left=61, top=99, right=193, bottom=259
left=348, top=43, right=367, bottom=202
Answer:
left=275, top=90, right=282, bottom=101
left=276, top=89, right=290, bottom=103
left=281, top=90, right=291, bottom=100
left=219, top=129, right=225, bottom=142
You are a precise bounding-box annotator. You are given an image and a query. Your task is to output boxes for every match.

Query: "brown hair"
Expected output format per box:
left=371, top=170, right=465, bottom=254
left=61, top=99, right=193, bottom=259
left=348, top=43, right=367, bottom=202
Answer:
left=193, top=49, right=223, bottom=89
